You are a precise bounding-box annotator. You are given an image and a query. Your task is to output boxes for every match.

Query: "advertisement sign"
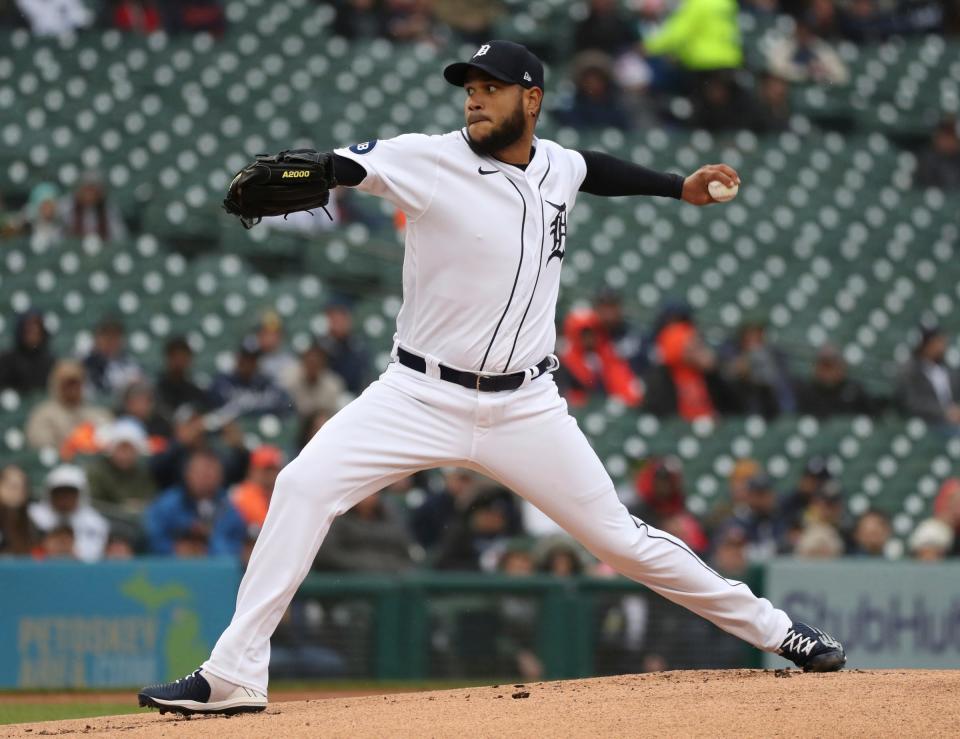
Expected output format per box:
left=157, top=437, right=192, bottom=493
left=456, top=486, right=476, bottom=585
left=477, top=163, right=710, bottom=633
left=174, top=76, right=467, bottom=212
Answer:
left=764, top=559, right=960, bottom=668
left=0, top=559, right=240, bottom=688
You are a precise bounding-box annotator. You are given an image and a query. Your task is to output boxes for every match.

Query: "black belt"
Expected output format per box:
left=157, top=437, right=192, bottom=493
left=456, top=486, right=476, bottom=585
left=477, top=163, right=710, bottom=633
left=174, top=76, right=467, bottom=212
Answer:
left=397, top=347, right=553, bottom=392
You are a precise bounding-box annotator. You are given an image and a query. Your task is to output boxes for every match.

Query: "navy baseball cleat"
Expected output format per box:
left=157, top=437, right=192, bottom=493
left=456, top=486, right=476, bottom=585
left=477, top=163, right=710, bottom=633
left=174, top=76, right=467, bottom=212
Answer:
left=777, top=622, right=846, bottom=672
left=138, top=668, right=267, bottom=716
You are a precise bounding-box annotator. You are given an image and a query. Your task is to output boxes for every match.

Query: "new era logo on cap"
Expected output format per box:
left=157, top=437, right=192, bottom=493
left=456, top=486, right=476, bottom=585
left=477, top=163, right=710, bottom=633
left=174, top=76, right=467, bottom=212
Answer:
left=523, top=71, right=532, bottom=82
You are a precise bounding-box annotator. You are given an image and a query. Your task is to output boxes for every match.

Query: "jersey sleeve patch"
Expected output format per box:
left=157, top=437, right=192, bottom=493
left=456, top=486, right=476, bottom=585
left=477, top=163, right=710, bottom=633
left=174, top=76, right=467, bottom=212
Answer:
left=348, top=140, right=378, bottom=155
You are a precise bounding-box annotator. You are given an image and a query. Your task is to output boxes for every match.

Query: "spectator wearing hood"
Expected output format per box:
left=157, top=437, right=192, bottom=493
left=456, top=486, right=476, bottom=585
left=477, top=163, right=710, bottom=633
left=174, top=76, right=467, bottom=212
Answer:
left=0, top=310, right=56, bottom=394
left=26, top=359, right=112, bottom=451
left=143, top=449, right=246, bottom=556
left=895, top=323, right=960, bottom=428
left=83, top=316, right=144, bottom=400
left=629, top=456, right=708, bottom=554
left=0, top=464, right=39, bottom=555
left=644, top=301, right=733, bottom=420
left=85, top=419, right=158, bottom=512
left=558, top=308, right=643, bottom=407
left=207, top=337, right=293, bottom=419
left=28, top=465, right=109, bottom=562
left=23, top=182, right=63, bottom=250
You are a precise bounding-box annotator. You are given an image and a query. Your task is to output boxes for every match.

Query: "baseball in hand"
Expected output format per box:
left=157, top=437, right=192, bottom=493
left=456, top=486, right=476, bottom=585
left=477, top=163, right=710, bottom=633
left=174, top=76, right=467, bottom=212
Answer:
left=708, top=180, right=739, bottom=202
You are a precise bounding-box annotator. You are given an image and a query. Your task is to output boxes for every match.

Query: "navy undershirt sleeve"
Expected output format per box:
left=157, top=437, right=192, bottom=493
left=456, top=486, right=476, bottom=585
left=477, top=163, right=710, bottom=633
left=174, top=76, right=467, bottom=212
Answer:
left=331, top=153, right=367, bottom=187
left=577, top=150, right=685, bottom=199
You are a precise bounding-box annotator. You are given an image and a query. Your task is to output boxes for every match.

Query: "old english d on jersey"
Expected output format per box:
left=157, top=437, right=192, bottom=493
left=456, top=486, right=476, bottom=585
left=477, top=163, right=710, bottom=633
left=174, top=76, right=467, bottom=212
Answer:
left=335, top=130, right=587, bottom=374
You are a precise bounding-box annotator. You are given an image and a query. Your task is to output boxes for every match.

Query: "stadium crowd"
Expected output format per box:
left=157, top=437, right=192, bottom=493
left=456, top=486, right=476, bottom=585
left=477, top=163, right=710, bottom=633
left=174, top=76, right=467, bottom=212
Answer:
left=1, top=0, right=959, bottom=140
left=0, top=289, right=958, bottom=566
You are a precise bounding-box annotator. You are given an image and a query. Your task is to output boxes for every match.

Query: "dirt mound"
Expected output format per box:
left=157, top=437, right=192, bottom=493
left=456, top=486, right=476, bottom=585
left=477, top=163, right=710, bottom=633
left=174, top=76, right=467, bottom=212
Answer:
left=4, top=670, right=957, bottom=738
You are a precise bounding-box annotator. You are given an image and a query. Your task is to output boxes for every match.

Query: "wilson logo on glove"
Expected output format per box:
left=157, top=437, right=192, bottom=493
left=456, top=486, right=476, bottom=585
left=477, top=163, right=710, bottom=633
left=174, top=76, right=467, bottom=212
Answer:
left=281, top=170, right=311, bottom=179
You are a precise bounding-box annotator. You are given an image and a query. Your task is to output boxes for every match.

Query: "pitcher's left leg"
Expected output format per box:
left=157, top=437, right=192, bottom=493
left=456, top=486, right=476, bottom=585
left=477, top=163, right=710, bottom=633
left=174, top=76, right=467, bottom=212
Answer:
left=472, top=382, right=790, bottom=652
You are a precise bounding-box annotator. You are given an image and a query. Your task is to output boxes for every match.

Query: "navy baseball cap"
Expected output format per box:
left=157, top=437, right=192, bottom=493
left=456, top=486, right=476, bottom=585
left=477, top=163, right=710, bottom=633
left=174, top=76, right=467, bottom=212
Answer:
left=444, top=40, right=545, bottom=91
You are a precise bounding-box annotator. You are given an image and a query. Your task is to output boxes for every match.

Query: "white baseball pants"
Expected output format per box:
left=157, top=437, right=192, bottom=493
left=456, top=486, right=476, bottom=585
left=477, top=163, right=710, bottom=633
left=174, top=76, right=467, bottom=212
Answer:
left=203, top=361, right=791, bottom=693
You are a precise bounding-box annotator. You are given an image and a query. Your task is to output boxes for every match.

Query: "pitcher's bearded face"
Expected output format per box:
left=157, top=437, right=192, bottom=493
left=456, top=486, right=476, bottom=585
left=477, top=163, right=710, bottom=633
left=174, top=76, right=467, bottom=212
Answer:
left=463, top=73, right=527, bottom=156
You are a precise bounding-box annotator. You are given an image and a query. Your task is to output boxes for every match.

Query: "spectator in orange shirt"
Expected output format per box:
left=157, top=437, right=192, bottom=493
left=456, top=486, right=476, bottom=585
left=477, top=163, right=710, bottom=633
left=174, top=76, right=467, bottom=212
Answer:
left=230, top=446, right=284, bottom=530
left=558, top=308, right=643, bottom=407
left=647, top=302, right=721, bottom=421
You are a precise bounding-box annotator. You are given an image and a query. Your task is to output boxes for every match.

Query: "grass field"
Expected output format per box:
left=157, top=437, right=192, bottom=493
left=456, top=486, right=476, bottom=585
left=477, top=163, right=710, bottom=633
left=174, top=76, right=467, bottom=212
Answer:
left=0, top=703, right=140, bottom=725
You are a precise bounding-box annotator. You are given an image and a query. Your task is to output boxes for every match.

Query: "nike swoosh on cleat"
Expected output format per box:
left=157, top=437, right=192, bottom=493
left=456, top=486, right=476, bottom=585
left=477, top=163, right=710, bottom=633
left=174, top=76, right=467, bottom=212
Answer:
left=478, top=167, right=498, bottom=175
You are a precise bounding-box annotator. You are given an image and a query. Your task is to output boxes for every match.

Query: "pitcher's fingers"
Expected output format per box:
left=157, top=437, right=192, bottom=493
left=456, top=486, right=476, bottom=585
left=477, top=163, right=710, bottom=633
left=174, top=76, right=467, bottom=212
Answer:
left=713, top=164, right=740, bottom=185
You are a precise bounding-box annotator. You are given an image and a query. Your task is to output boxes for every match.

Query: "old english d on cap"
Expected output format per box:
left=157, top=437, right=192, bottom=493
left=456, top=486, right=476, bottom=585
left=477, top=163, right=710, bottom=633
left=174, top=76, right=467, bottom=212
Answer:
left=444, top=40, right=545, bottom=90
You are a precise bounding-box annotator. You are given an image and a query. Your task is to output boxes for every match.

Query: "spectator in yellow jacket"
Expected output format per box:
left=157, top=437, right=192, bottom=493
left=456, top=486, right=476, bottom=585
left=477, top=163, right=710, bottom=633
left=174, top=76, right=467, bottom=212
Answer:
left=644, top=0, right=742, bottom=92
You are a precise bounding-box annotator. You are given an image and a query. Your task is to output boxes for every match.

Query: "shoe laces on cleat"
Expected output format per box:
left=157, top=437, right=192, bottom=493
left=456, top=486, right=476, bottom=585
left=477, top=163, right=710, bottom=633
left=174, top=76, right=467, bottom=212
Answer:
left=779, top=623, right=842, bottom=659
left=779, top=628, right=820, bottom=657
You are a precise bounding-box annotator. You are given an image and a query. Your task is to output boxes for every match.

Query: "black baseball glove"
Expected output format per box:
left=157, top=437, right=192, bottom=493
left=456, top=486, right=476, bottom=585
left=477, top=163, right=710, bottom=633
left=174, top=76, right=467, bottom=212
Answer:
left=222, top=149, right=337, bottom=229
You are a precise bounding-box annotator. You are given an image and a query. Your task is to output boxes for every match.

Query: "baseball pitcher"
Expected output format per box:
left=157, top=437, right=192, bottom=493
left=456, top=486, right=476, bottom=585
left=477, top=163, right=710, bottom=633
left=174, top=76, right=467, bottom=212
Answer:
left=139, top=40, right=845, bottom=716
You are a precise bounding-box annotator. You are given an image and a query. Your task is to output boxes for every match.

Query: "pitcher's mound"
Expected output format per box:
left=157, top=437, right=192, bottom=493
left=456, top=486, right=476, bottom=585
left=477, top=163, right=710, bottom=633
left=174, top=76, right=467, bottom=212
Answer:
left=5, top=669, right=958, bottom=738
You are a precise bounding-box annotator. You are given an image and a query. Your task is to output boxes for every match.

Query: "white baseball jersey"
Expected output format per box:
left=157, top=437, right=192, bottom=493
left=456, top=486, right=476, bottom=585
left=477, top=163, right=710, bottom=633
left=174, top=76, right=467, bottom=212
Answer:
left=334, top=130, right=587, bottom=374
left=202, top=129, right=795, bottom=698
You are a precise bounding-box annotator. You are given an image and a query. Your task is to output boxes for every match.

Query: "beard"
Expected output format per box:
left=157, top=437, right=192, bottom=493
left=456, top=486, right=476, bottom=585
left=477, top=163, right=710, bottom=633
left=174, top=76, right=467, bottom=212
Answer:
left=466, top=101, right=526, bottom=157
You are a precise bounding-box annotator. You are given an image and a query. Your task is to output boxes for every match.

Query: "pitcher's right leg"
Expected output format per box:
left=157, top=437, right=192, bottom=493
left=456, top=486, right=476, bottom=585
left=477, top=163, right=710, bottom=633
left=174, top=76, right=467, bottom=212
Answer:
left=139, top=366, right=473, bottom=714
